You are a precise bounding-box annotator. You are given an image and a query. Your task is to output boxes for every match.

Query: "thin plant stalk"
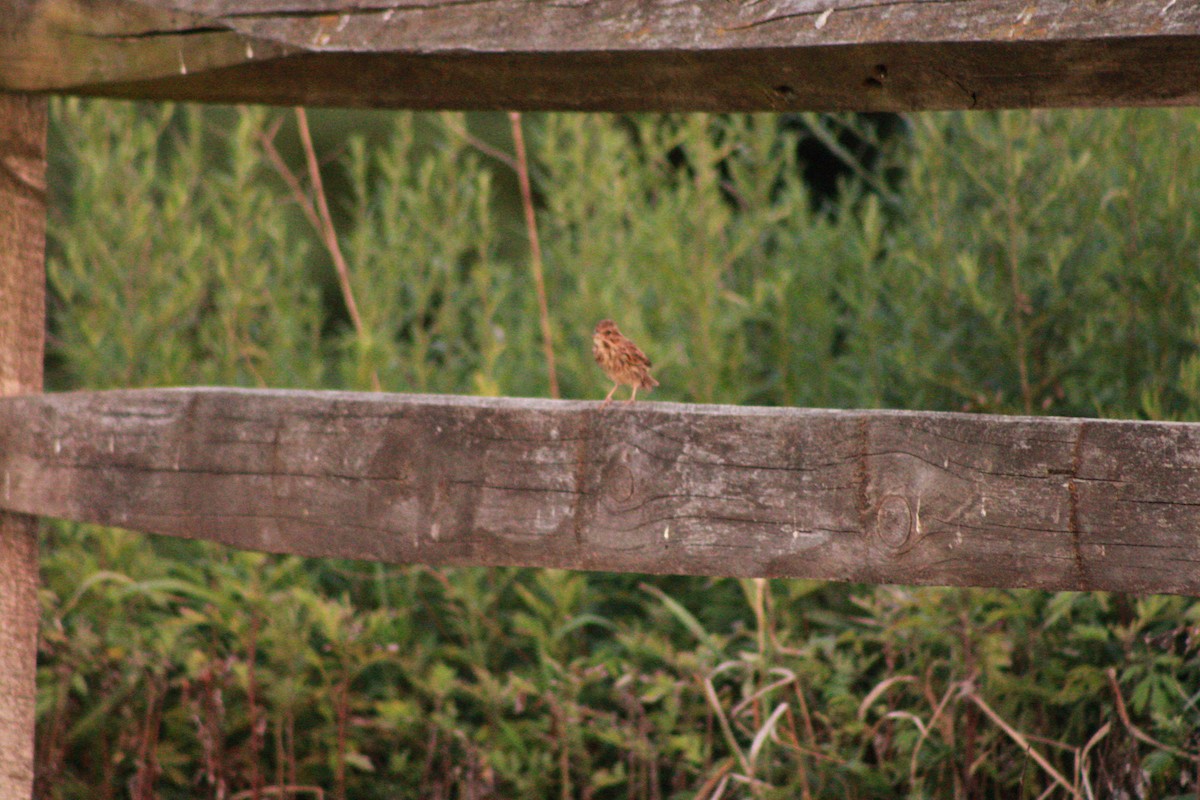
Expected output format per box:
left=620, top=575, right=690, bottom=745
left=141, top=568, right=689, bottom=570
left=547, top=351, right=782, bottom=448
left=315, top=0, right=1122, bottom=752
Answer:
left=702, top=673, right=752, bottom=779
left=509, top=111, right=560, bottom=398
left=441, top=113, right=518, bottom=171
left=1002, top=122, right=1034, bottom=413
left=1106, top=668, right=1200, bottom=763
left=260, top=109, right=381, bottom=392
left=959, top=683, right=1080, bottom=798
left=295, top=108, right=381, bottom=393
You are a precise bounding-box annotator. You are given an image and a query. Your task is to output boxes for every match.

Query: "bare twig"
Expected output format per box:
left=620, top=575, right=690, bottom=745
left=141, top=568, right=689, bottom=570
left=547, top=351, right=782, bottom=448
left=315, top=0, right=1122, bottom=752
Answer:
left=259, top=116, right=322, bottom=234
left=295, top=110, right=362, bottom=338
left=857, top=675, right=918, bottom=721
left=747, top=702, right=790, bottom=767
left=791, top=674, right=818, bottom=753
left=1106, top=667, right=1200, bottom=763
left=701, top=673, right=752, bottom=778
left=509, top=111, right=560, bottom=399
left=294, top=108, right=381, bottom=392
left=959, top=682, right=1080, bottom=798
left=1002, top=129, right=1034, bottom=414
left=909, top=677, right=959, bottom=785
left=440, top=113, right=518, bottom=171
left=1033, top=784, right=1057, bottom=800
left=445, top=112, right=558, bottom=398
left=797, top=113, right=901, bottom=208
left=1077, top=721, right=1111, bottom=800
left=691, top=757, right=734, bottom=800
left=260, top=109, right=381, bottom=392
left=774, top=706, right=815, bottom=800
left=731, top=668, right=800, bottom=718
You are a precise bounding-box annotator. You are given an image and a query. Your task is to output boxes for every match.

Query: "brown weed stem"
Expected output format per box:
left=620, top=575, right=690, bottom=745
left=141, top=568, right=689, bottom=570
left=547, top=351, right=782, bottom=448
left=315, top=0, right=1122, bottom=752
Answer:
left=509, top=111, right=560, bottom=398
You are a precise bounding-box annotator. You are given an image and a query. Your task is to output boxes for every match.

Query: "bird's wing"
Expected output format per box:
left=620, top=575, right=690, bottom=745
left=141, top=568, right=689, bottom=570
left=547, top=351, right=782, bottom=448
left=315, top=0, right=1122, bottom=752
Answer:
left=626, top=345, right=652, bottom=369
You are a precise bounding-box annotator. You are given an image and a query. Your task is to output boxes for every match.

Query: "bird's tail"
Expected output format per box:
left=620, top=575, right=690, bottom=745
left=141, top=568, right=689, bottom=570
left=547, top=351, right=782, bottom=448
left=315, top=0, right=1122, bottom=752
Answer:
left=641, top=375, right=660, bottom=390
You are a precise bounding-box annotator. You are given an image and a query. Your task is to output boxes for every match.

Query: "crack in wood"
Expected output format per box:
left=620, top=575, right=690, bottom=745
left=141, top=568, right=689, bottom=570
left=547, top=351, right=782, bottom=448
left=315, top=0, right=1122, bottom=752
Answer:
left=38, top=460, right=409, bottom=484
left=136, top=508, right=388, bottom=531
left=721, top=0, right=969, bottom=32
left=81, top=26, right=230, bottom=40
left=216, top=0, right=509, bottom=21
left=447, top=478, right=582, bottom=495
left=863, top=448, right=1039, bottom=480
left=929, top=66, right=980, bottom=109
left=1067, top=422, right=1089, bottom=589
left=570, top=411, right=595, bottom=546
left=944, top=518, right=1070, bottom=534
left=856, top=415, right=871, bottom=536
left=911, top=424, right=1078, bottom=449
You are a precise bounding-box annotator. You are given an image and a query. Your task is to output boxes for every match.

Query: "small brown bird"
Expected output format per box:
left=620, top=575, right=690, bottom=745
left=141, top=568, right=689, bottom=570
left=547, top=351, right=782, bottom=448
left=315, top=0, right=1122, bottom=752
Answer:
left=592, top=319, right=658, bottom=404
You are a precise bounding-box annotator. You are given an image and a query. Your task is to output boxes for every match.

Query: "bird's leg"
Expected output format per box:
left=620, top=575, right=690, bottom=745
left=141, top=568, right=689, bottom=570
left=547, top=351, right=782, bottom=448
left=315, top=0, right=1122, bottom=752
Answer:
left=626, top=385, right=638, bottom=404
left=603, top=383, right=619, bottom=405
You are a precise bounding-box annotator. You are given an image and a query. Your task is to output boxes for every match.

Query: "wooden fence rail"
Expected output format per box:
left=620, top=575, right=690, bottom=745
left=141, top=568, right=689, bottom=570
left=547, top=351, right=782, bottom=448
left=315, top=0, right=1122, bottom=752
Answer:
left=6, top=2, right=1200, bottom=796
left=3, top=0, right=1200, bottom=111
left=4, top=387, right=1200, bottom=596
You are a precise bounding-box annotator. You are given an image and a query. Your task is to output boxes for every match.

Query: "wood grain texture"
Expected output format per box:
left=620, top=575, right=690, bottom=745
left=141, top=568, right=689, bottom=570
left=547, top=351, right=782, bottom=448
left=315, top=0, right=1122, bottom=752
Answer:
left=0, top=92, right=46, bottom=800
left=2, top=0, right=1200, bottom=111
left=3, top=388, right=1200, bottom=595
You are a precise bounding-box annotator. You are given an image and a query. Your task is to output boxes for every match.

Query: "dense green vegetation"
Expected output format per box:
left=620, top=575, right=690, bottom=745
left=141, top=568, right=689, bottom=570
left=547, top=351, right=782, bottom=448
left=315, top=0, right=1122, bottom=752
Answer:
left=38, top=99, right=1200, bottom=798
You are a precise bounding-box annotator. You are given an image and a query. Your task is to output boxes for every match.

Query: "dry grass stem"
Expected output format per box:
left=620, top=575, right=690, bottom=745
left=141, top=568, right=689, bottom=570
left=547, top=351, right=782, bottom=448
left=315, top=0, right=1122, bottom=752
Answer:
left=1034, top=784, right=1058, bottom=800
left=857, top=675, right=918, bottom=720
left=509, top=111, right=560, bottom=398
left=260, top=110, right=380, bottom=392
left=909, top=678, right=960, bottom=785
left=691, top=757, right=733, bottom=800
left=1076, top=721, right=1110, bottom=800
left=294, top=108, right=380, bottom=393
left=702, top=674, right=752, bottom=778
left=730, top=668, right=800, bottom=718
left=440, top=114, right=518, bottom=171
left=1106, top=667, right=1200, bottom=763
left=959, top=682, right=1080, bottom=798
left=747, top=702, right=790, bottom=767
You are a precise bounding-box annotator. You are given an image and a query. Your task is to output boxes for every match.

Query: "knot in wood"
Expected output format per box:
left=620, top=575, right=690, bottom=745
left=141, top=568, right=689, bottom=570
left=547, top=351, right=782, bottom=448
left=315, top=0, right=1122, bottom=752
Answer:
left=874, top=494, right=913, bottom=550
left=607, top=463, right=636, bottom=503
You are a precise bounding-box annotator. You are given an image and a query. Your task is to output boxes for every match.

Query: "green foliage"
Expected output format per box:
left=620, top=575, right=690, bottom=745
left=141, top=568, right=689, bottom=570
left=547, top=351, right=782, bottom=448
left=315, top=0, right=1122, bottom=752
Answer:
left=883, top=111, right=1200, bottom=418
left=37, top=99, right=1200, bottom=798
left=48, top=100, right=324, bottom=389
left=339, top=114, right=509, bottom=394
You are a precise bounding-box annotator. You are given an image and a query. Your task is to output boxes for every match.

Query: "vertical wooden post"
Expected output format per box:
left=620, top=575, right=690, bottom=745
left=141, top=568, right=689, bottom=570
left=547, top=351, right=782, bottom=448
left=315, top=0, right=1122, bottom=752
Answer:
left=0, top=92, right=47, bottom=800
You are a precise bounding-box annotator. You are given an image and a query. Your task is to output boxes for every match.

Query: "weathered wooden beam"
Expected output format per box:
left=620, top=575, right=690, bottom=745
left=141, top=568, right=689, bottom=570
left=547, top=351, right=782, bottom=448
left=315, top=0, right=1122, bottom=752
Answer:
left=3, top=388, right=1200, bottom=595
left=0, top=92, right=47, bottom=800
left=2, top=1, right=1200, bottom=111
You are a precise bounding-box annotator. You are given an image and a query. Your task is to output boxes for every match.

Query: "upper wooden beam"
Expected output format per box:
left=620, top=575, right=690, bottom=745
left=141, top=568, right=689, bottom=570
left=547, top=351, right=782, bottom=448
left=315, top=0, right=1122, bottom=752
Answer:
left=3, top=388, right=1200, bottom=595
left=2, top=0, right=1200, bottom=111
